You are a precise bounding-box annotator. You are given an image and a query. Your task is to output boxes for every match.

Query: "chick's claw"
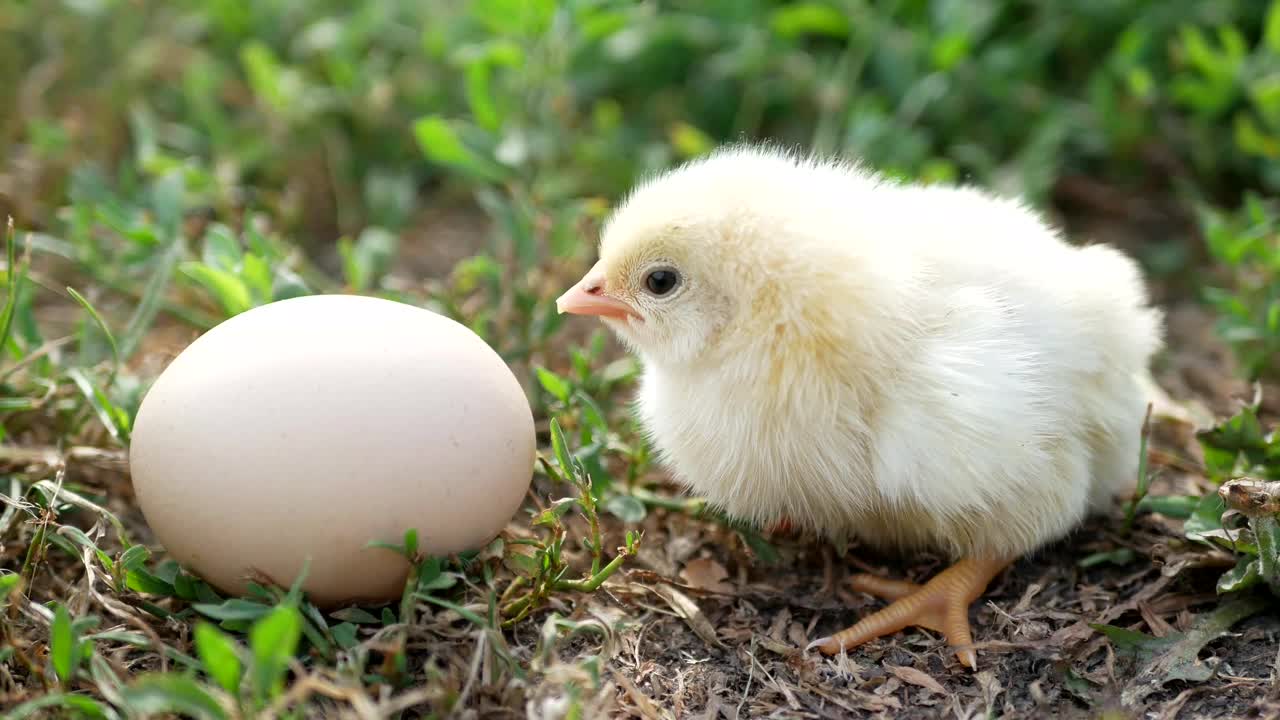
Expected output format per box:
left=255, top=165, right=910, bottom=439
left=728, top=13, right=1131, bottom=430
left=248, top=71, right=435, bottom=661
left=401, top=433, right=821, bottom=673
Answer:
left=807, top=557, right=1010, bottom=670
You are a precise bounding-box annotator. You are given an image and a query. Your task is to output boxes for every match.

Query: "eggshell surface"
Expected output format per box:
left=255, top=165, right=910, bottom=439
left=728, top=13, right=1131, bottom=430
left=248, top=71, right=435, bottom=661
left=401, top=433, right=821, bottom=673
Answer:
left=129, top=294, right=534, bottom=607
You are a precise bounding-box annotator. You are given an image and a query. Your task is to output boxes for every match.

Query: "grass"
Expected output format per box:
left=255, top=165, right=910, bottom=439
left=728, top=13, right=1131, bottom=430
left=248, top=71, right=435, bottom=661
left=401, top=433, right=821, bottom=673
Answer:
left=2, top=1, right=1280, bottom=718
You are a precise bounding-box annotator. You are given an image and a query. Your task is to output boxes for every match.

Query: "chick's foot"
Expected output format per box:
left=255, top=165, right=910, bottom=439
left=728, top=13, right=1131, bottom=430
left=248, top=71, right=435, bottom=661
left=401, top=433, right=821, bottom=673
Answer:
left=807, top=556, right=1010, bottom=670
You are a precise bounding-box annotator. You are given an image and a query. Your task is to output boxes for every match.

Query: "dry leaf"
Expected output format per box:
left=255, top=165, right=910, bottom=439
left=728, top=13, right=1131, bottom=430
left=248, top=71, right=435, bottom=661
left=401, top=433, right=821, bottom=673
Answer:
left=610, top=669, right=674, bottom=720
left=652, top=583, right=724, bottom=648
left=976, top=670, right=1004, bottom=710
left=886, top=665, right=946, bottom=695
left=679, top=557, right=733, bottom=594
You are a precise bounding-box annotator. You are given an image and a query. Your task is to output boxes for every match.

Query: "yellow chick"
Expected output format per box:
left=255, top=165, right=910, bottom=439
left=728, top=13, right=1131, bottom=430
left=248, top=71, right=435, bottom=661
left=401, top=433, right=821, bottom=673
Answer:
left=556, top=144, right=1163, bottom=669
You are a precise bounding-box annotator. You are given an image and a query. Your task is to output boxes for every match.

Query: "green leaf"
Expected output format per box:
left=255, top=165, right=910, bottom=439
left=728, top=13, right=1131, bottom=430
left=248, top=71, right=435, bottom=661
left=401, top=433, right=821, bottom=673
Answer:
left=173, top=570, right=199, bottom=600
left=1078, top=548, right=1137, bottom=568
left=240, top=253, right=273, bottom=303
left=339, top=227, right=398, bottom=291
left=603, top=495, right=647, bottom=523
left=1136, top=494, right=1201, bottom=519
left=726, top=520, right=782, bottom=566
left=1185, top=491, right=1227, bottom=544
left=193, top=598, right=272, bottom=622
left=574, top=392, right=608, bottom=434
left=59, top=526, right=114, bottom=571
left=194, top=622, right=243, bottom=695
left=465, top=60, right=501, bottom=131
left=505, top=550, right=541, bottom=577
left=120, top=674, right=229, bottom=720
left=330, top=622, right=359, bottom=649
left=151, top=170, right=185, bottom=239
left=550, top=418, right=574, bottom=479
left=535, top=367, right=571, bottom=403
left=534, top=497, right=578, bottom=526
left=9, top=693, right=118, bottom=720
left=126, top=567, right=176, bottom=596
left=669, top=122, right=714, bottom=159
left=329, top=607, right=380, bottom=624
left=118, top=545, right=150, bottom=570
left=240, top=40, right=292, bottom=117
left=470, top=0, right=554, bottom=36
left=770, top=2, right=850, bottom=39
left=1116, top=594, right=1268, bottom=706
left=50, top=604, right=77, bottom=683
left=1090, top=623, right=1173, bottom=660
left=0, top=572, right=20, bottom=601
left=201, top=223, right=243, bottom=271
left=1265, top=0, right=1280, bottom=55
left=417, top=565, right=459, bottom=593
left=1218, top=556, right=1262, bottom=593
left=403, top=528, right=419, bottom=558
left=249, top=605, right=302, bottom=705
left=413, top=115, right=505, bottom=181
left=180, top=262, right=253, bottom=317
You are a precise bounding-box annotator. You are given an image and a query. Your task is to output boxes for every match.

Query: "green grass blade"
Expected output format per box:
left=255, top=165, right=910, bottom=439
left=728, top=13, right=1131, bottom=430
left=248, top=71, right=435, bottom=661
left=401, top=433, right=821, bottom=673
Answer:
left=9, top=693, right=118, bottom=720
left=1, top=218, right=23, bottom=358
left=50, top=603, right=76, bottom=684
left=67, top=367, right=132, bottom=446
left=118, top=232, right=184, bottom=361
left=249, top=605, right=302, bottom=708
left=67, top=286, right=122, bottom=384
left=194, top=622, right=244, bottom=695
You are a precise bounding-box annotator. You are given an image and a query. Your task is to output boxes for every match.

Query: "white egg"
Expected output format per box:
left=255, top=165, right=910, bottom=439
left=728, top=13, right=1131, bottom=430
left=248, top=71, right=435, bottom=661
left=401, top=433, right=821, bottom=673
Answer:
left=129, top=294, right=535, bottom=607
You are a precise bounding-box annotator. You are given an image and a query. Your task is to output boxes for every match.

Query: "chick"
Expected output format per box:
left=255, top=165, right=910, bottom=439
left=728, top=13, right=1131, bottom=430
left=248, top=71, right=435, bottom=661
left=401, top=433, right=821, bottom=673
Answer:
left=556, top=144, right=1162, bottom=668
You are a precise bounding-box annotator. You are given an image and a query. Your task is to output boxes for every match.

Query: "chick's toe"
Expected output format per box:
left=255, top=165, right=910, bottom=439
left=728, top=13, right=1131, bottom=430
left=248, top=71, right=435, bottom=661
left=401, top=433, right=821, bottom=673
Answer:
left=847, top=574, right=920, bottom=601
left=808, top=556, right=1010, bottom=670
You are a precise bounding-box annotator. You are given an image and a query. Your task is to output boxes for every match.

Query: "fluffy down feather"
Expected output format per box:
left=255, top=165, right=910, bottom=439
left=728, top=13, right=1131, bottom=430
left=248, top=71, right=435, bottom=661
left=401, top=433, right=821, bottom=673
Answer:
left=566, top=144, right=1162, bottom=562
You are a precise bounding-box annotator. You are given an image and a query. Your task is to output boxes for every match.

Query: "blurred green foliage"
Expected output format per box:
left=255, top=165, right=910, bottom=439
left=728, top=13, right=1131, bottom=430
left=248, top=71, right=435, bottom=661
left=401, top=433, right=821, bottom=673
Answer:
left=1, top=1, right=1277, bottom=236
left=1201, top=195, right=1280, bottom=379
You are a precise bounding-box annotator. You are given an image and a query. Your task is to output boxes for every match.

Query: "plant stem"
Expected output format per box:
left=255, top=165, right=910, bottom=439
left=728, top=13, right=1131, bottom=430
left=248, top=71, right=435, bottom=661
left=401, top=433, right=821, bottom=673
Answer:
left=551, top=550, right=629, bottom=594
left=630, top=487, right=707, bottom=514
left=1124, top=403, right=1154, bottom=533
left=1253, top=515, right=1280, bottom=597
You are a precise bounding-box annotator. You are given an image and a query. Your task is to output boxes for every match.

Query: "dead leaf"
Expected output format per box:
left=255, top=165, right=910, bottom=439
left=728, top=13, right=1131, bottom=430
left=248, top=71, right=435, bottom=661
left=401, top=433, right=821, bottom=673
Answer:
left=786, top=622, right=807, bottom=649
left=1139, top=371, right=1213, bottom=428
left=886, top=665, right=946, bottom=695
left=679, top=557, right=733, bottom=594
left=752, top=634, right=795, bottom=656
left=976, top=670, right=1004, bottom=711
left=652, top=583, right=724, bottom=649
left=611, top=669, right=674, bottom=720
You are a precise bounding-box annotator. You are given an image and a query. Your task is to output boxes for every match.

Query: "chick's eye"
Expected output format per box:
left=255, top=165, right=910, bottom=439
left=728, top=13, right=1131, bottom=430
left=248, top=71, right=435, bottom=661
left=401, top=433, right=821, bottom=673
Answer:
left=644, top=269, right=680, bottom=296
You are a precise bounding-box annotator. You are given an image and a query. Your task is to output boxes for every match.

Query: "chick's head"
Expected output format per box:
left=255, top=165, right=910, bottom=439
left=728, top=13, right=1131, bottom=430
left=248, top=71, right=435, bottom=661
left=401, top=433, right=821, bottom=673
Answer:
left=556, top=220, right=733, bottom=366
left=556, top=147, right=848, bottom=367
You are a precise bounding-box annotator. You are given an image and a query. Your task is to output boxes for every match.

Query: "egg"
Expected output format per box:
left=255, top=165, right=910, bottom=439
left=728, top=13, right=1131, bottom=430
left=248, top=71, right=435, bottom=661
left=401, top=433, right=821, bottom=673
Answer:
left=128, top=294, right=535, bottom=607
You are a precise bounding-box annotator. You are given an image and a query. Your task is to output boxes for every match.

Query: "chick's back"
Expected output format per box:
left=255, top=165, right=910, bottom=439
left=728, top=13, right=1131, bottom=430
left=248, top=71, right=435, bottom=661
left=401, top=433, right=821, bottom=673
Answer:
left=852, top=181, right=1163, bottom=559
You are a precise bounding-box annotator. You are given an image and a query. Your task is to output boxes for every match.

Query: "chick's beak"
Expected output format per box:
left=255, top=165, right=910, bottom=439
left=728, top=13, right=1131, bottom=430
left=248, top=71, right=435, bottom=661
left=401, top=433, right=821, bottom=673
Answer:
left=556, top=264, right=640, bottom=321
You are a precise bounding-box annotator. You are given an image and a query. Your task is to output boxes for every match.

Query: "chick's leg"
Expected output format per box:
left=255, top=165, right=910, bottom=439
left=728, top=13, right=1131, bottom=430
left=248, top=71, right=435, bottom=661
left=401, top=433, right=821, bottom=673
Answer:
left=808, top=557, right=1009, bottom=669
